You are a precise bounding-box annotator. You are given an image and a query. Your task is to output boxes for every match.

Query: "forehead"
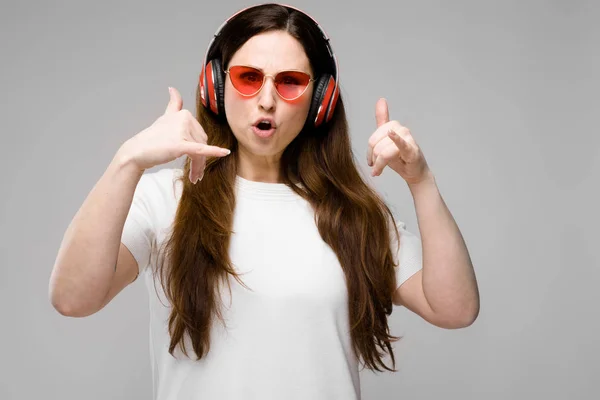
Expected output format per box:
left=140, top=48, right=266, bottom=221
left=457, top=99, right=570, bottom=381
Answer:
left=228, top=30, right=312, bottom=73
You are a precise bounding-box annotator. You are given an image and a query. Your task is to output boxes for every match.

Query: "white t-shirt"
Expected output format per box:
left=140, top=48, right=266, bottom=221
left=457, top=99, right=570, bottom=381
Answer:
left=121, top=167, right=423, bottom=400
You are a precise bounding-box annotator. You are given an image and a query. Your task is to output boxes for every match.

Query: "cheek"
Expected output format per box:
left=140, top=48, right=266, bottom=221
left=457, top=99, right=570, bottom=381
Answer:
left=224, top=85, right=246, bottom=125
left=290, top=92, right=313, bottom=125
left=223, top=87, right=247, bottom=140
left=223, top=85, right=237, bottom=114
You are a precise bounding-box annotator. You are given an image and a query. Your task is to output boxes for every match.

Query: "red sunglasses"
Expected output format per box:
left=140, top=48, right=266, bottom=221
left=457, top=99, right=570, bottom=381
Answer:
left=225, top=65, right=315, bottom=101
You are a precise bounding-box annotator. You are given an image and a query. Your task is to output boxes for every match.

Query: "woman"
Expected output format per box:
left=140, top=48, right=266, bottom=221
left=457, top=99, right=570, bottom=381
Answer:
left=49, top=3, right=479, bottom=399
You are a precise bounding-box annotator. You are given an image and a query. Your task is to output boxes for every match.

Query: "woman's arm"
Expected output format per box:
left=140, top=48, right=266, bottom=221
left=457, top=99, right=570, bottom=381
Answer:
left=394, top=170, right=480, bottom=329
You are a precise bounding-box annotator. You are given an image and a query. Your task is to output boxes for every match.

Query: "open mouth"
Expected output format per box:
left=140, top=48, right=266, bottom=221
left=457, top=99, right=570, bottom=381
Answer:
left=252, top=119, right=276, bottom=138
left=255, top=121, right=272, bottom=131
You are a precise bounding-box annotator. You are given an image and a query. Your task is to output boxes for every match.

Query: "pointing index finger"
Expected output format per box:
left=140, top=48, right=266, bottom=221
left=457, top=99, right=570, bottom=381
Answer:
left=367, top=97, right=390, bottom=166
left=375, top=97, right=389, bottom=127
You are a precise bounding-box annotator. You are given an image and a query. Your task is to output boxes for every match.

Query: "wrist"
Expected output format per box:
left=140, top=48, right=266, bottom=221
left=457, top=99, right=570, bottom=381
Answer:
left=407, top=169, right=436, bottom=193
left=113, top=143, right=145, bottom=178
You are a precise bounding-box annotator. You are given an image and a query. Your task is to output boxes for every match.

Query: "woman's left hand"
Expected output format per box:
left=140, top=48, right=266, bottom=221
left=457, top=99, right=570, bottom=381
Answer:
left=367, top=98, right=432, bottom=185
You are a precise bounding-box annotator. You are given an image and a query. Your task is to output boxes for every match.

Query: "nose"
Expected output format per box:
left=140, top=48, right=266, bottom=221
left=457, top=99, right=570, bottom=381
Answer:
left=257, top=76, right=277, bottom=111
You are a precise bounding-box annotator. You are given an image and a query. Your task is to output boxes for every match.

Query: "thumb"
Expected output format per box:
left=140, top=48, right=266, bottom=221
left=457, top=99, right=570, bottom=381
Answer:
left=165, top=87, right=183, bottom=114
left=375, top=97, right=389, bottom=128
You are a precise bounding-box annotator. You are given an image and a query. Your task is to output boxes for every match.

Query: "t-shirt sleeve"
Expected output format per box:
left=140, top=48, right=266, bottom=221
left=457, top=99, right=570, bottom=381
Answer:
left=392, top=220, right=423, bottom=289
left=121, top=172, right=156, bottom=276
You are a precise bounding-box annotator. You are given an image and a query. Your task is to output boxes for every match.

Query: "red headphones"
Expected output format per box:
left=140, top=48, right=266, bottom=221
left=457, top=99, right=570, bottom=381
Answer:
left=199, top=4, right=340, bottom=128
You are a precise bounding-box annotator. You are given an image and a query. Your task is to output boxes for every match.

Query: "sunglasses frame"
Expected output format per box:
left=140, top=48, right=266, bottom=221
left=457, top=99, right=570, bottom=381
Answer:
left=225, top=65, right=316, bottom=101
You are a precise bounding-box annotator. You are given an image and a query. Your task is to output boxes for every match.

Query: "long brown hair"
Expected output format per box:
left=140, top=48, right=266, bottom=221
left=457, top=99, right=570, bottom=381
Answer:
left=154, top=4, right=404, bottom=373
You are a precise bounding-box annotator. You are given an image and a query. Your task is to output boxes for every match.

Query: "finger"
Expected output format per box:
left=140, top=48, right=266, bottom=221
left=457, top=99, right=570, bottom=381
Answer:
left=375, top=98, right=389, bottom=128
left=371, top=145, right=395, bottom=177
left=367, top=98, right=390, bottom=165
left=165, top=87, right=183, bottom=114
left=367, top=125, right=393, bottom=166
left=189, top=155, right=206, bottom=184
left=181, top=143, right=230, bottom=184
left=183, top=110, right=211, bottom=183
left=388, top=129, right=414, bottom=162
left=187, top=112, right=208, bottom=143
left=180, top=142, right=231, bottom=158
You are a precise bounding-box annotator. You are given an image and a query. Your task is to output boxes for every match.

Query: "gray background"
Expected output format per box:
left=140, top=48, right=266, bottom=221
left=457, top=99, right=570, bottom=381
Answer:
left=1, top=0, right=598, bottom=399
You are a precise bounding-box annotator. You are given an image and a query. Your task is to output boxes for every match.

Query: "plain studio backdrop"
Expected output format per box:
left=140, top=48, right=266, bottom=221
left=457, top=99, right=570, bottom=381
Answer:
left=0, top=0, right=598, bottom=399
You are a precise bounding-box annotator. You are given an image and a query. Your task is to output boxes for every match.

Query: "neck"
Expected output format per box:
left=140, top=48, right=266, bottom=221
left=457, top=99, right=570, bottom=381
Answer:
left=236, top=149, right=283, bottom=183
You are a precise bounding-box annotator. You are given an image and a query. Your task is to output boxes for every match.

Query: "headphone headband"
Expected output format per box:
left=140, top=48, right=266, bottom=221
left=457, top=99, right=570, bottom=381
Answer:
left=201, top=4, right=339, bottom=89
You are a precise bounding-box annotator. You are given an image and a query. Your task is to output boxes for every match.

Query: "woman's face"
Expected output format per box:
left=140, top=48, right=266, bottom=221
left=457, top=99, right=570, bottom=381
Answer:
left=224, top=30, right=314, bottom=171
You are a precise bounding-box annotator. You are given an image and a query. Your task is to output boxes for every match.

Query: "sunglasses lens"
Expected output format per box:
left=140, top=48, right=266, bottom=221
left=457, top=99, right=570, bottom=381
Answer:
left=228, top=66, right=311, bottom=99
left=228, top=66, right=264, bottom=95
left=275, top=71, right=311, bottom=99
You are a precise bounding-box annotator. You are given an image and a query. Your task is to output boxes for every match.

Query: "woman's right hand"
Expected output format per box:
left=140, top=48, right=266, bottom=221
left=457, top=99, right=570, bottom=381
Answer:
left=120, top=87, right=231, bottom=184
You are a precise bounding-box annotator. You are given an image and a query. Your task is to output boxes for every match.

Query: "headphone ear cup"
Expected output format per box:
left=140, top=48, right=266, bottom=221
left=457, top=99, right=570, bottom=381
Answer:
left=307, top=74, right=331, bottom=128
left=199, top=65, right=208, bottom=108
left=325, top=82, right=339, bottom=123
left=200, top=59, right=226, bottom=117
left=211, top=59, right=226, bottom=118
